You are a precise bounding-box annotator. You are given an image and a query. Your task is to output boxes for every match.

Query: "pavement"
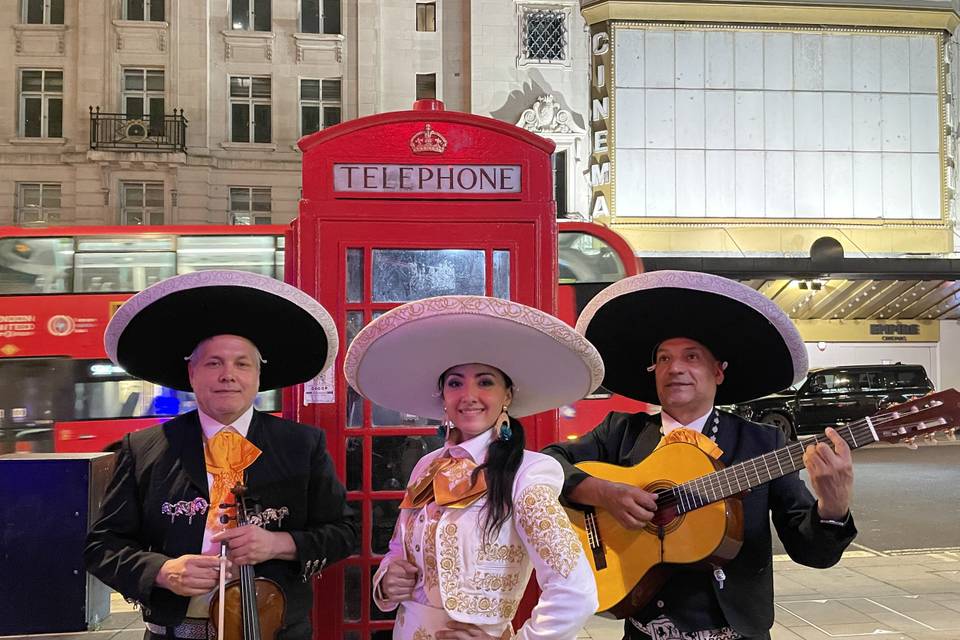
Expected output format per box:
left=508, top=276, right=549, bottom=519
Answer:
left=3, top=548, right=958, bottom=640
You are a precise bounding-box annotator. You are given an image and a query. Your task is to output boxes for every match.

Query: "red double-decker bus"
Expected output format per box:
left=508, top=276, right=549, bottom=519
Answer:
left=0, top=221, right=642, bottom=454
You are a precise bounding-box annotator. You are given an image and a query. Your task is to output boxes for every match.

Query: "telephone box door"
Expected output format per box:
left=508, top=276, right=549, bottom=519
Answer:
left=305, top=220, right=543, bottom=640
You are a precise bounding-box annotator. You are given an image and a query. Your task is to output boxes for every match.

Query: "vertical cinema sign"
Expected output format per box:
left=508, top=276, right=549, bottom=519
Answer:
left=590, top=22, right=612, bottom=219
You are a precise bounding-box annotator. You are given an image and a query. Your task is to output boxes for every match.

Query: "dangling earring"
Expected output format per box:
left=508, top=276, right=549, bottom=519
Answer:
left=437, top=408, right=454, bottom=439
left=497, top=407, right=512, bottom=442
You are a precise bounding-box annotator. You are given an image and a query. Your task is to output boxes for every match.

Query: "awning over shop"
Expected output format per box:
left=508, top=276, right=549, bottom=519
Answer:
left=641, top=256, right=960, bottom=321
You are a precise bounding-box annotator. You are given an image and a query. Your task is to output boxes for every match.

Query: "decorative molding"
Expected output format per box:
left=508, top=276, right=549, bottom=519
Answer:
left=12, top=24, right=68, bottom=57
left=111, top=20, right=168, bottom=54
left=292, top=33, right=344, bottom=64
left=221, top=30, right=276, bottom=62
left=516, top=94, right=585, bottom=135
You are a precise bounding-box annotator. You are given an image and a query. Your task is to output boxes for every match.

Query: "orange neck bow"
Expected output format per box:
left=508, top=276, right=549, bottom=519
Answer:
left=204, top=429, right=262, bottom=529
left=400, top=455, right=487, bottom=510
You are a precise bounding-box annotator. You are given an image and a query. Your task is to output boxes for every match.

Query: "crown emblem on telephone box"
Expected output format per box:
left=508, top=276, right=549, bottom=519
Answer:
left=409, top=124, right=447, bottom=154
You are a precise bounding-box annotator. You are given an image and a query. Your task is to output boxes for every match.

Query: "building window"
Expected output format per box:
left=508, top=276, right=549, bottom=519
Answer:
left=552, top=150, right=567, bottom=216
left=17, top=183, right=61, bottom=226
left=300, top=78, right=341, bottom=136
left=416, top=73, right=436, bottom=100
left=22, top=0, right=64, bottom=24
left=416, top=2, right=436, bottom=32
left=300, top=0, right=340, bottom=34
left=520, top=7, right=567, bottom=64
left=230, top=76, right=271, bottom=143
left=19, top=70, right=63, bottom=138
left=123, top=69, right=165, bottom=136
left=124, top=0, right=164, bottom=21
left=121, top=182, right=164, bottom=225
left=229, top=187, right=272, bottom=225
left=232, top=0, right=271, bottom=31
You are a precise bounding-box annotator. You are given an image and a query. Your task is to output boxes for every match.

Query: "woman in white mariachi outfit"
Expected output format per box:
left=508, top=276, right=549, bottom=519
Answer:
left=344, top=295, right=603, bottom=640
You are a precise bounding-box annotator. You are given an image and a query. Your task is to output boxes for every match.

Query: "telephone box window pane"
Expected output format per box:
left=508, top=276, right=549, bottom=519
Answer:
left=346, top=248, right=363, bottom=302
left=493, top=250, right=510, bottom=299
left=372, top=436, right=442, bottom=491
left=346, top=501, right=361, bottom=555
left=346, top=436, right=362, bottom=490
left=371, top=499, right=401, bottom=555
left=371, top=249, right=484, bottom=302
left=343, top=564, right=361, bottom=621
left=343, top=633, right=360, bottom=640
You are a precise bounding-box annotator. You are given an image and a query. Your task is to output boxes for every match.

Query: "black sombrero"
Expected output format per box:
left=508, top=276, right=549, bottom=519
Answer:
left=104, top=270, right=338, bottom=391
left=576, top=270, right=807, bottom=405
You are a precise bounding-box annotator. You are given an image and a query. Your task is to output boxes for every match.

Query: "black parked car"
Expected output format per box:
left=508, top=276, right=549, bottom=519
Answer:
left=732, top=363, right=935, bottom=440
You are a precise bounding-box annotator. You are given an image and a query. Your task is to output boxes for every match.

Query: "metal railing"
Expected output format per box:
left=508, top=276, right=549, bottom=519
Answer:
left=89, top=106, right=187, bottom=152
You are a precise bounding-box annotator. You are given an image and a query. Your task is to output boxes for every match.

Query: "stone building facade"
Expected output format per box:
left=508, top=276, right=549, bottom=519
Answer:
left=0, top=0, right=593, bottom=227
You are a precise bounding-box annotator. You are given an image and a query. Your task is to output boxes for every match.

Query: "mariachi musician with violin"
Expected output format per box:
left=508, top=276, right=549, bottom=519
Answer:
left=85, top=270, right=358, bottom=640
left=543, top=271, right=858, bottom=640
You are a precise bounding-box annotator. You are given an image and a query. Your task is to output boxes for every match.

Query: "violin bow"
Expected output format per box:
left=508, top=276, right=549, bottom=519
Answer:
left=217, top=542, right=227, bottom=638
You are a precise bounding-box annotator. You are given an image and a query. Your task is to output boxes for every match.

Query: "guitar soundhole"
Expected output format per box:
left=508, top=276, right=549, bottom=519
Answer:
left=645, top=483, right=683, bottom=535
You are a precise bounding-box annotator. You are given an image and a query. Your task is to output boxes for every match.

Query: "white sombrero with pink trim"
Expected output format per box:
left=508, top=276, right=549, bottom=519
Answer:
left=344, top=295, right=605, bottom=419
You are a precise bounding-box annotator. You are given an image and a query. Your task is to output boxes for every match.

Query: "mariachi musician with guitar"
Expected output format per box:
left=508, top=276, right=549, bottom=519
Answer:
left=84, top=271, right=358, bottom=640
left=542, top=270, right=860, bottom=640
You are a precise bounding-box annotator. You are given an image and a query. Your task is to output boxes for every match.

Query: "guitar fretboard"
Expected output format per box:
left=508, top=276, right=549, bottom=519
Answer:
left=655, top=417, right=882, bottom=514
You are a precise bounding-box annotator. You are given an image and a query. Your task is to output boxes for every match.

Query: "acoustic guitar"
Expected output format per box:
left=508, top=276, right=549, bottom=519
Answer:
left=566, top=389, right=960, bottom=618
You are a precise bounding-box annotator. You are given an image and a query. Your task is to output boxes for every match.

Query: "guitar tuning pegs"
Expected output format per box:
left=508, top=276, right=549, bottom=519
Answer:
left=904, top=437, right=919, bottom=451
left=945, top=428, right=957, bottom=442
left=924, top=433, right=938, bottom=445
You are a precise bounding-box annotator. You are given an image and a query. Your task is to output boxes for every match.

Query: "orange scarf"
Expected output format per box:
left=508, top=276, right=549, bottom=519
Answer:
left=400, top=455, right=487, bottom=510
left=204, top=429, right=262, bottom=529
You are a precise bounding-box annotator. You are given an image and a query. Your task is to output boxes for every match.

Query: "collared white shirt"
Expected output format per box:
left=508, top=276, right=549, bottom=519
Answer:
left=660, top=408, right=713, bottom=436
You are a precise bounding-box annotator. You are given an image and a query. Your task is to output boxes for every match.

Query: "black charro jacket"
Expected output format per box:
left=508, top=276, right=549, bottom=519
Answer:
left=84, top=410, right=358, bottom=639
left=542, top=409, right=857, bottom=640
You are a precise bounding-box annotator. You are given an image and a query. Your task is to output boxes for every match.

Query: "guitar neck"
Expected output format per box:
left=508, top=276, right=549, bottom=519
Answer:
left=660, top=420, right=876, bottom=513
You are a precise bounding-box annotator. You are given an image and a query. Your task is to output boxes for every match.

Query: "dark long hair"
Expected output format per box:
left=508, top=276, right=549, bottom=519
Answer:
left=439, top=369, right=525, bottom=542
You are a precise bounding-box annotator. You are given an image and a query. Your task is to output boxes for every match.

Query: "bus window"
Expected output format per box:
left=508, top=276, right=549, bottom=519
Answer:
left=178, top=235, right=278, bottom=276
left=0, top=237, right=74, bottom=294
left=558, top=231, right=628, bottom=284
left=74, top=251, right=176, bottom=292
left=73, top=359, right=280, bottom=419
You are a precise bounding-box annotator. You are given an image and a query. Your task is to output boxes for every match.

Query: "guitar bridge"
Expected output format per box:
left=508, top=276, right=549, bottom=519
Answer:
left=584, top=508, right=607, bottom=570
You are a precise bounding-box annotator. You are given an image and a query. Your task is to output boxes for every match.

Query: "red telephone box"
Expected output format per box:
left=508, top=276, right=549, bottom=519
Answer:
left=289, top=100, right=560, bottom=640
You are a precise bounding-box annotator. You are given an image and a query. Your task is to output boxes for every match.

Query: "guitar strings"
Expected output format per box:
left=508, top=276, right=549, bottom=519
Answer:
left=654, top=400, right=943, bottom=513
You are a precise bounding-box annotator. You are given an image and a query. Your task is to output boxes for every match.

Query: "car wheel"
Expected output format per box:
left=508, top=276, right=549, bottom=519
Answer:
left=762, top=411, right=795, bottom=441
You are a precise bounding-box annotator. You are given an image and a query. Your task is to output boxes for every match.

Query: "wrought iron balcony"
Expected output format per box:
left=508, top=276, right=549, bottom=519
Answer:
left=89, top=106, right=187, bottom=152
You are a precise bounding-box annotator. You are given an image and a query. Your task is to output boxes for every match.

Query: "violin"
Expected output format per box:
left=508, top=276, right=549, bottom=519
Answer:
left=209, top=484, right=287, bottom=640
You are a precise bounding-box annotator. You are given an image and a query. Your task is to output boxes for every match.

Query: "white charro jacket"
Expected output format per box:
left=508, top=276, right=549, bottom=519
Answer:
left=373, top=430, right=598, bottom=639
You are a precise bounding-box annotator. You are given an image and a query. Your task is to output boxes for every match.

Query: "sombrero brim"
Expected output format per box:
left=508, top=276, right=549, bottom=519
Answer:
left=576, top=271, right=807, bottom=405
left=344, top=296, right=605, bottom=419
left=104, top=270, right=339, bottom=391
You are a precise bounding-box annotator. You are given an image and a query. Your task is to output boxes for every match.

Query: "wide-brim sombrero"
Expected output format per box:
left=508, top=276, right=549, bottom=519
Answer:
left=344, top=296, right=605, bottom=419
left=104, top=270, right=338, bottom=391
left=576, top=270, right=807, bottom=405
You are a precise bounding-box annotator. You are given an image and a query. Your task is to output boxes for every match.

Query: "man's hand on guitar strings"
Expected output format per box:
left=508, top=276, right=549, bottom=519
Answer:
left=599, top=480, right=659, bottom=530
left=803, top=427, right=854, bottom=521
